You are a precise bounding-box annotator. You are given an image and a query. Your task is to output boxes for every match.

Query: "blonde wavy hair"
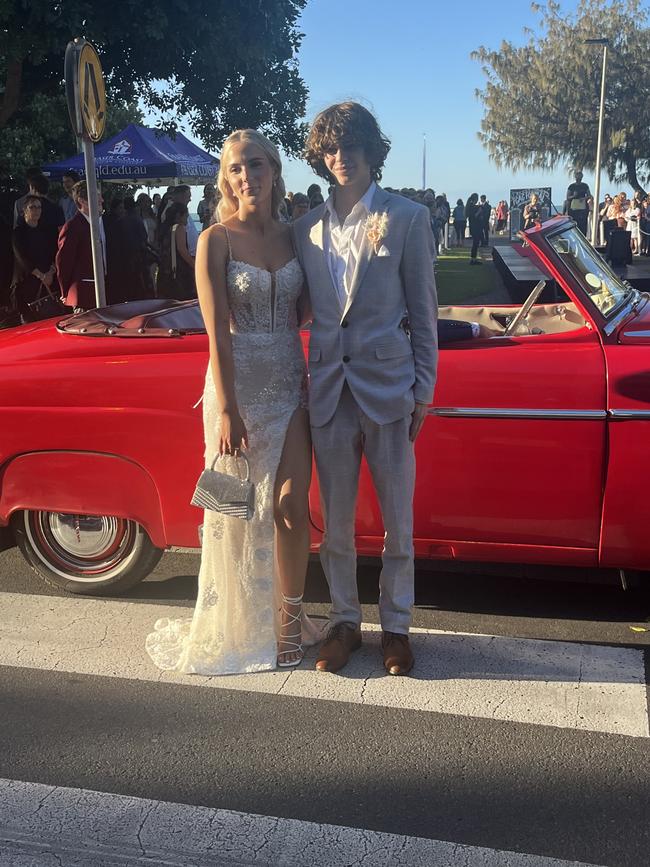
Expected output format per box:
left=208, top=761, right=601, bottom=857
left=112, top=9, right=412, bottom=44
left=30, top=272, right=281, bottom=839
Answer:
left=217, top=129, right=286, bottom=222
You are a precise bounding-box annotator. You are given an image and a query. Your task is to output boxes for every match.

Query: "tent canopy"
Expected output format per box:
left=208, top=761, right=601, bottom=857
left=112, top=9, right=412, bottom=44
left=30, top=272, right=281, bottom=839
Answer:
left=42, top=124, right=219, bottom=185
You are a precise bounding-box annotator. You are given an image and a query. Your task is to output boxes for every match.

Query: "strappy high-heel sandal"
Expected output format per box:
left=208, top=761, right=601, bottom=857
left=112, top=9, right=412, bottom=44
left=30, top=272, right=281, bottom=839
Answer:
left=277, top=593, right=304, bottom=668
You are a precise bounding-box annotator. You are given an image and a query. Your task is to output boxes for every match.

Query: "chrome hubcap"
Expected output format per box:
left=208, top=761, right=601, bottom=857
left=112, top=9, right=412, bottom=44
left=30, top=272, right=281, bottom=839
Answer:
left=48, top=514, right=123, bottom=558
left=26, top=512, right=138, bottom=582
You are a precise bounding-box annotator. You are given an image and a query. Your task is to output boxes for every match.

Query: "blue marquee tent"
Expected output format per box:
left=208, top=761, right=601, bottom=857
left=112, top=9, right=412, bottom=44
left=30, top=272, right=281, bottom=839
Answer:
left=42, top=124, right=219, bottom=185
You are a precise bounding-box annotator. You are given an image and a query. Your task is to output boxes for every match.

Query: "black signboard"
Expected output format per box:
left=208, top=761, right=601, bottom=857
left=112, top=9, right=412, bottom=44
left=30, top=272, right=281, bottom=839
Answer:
left=509, top=187, right=552, bottom=239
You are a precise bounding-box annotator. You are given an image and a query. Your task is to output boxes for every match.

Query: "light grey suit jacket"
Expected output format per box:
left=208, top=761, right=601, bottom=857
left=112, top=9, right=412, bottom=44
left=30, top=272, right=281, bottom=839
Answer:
left=293, top=186, right=438, bottom=427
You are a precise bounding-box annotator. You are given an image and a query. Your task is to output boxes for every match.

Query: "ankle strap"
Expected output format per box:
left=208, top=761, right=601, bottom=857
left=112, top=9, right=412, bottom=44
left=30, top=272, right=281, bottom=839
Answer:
left=281, top=593, right=303, bottom=605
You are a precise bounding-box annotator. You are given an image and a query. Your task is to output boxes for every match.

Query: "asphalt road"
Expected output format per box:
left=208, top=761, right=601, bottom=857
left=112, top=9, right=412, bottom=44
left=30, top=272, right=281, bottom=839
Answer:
left=1, top=547, right=649, bottom=866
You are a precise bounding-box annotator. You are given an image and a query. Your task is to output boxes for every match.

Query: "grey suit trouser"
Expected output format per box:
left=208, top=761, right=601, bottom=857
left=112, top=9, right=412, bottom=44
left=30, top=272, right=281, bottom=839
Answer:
left=311, top=383, right=416, bottom=635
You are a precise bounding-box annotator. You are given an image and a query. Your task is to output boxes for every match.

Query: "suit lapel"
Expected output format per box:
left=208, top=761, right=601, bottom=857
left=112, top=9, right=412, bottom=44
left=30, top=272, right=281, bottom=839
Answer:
left=340, top=186, right=390, bottom=323
left=306, top=208, right=338, bottom=298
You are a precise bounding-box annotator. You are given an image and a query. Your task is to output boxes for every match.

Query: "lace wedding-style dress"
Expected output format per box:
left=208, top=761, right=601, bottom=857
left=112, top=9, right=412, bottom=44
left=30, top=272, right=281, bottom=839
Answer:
left=146, top=238, right=324, bottom=675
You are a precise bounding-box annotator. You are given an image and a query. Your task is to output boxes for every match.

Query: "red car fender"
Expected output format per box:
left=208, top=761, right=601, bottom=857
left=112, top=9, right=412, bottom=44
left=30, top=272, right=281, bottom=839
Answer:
left=0, top=451, right=166, bottom=549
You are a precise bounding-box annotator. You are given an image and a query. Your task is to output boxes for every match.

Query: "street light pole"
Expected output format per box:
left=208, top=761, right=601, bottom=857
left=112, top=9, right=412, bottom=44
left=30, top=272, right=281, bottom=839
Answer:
left=585, top=37, right=609, bottom=247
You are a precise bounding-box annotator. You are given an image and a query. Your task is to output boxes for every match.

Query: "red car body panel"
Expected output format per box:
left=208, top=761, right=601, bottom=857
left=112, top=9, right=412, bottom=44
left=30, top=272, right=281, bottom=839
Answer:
left=1, top=216, right=649, bottom=575
left=1, top=451, right=167, bottom=548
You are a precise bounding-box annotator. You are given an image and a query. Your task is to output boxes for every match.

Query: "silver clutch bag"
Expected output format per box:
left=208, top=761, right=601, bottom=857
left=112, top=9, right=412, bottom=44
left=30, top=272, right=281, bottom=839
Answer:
left=191, top=453, right=255, bottom=520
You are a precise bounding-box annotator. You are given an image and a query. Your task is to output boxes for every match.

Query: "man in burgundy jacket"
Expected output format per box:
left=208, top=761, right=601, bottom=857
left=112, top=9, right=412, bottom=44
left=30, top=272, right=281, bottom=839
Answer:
left=56, top=181, right=106, bottom=311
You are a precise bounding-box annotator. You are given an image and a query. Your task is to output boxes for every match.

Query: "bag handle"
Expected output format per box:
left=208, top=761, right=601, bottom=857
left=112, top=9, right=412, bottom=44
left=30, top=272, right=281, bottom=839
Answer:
left=210, top=452, right=250, bottom=482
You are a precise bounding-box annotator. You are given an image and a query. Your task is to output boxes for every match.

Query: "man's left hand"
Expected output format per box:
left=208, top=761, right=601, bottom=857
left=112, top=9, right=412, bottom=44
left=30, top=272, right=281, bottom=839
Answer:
left=409, top=402, right=429, bottom=442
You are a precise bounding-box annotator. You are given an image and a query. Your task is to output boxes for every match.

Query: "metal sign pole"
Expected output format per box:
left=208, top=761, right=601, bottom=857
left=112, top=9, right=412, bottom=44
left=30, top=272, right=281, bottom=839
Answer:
left=65, top=37, right=107, bottom=308
left=82, top=142, right=106, bottom=307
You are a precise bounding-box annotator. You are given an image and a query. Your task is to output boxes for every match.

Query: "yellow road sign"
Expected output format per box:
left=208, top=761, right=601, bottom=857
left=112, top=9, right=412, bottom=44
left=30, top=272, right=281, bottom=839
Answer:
left=78, top=42, right=106, bottom=142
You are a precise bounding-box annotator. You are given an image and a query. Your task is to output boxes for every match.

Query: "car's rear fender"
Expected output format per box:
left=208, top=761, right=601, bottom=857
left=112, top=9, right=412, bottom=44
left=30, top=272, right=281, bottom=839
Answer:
left=599, top=422, right=650, bottom=570
left=0, top=451, right=166, bottom=548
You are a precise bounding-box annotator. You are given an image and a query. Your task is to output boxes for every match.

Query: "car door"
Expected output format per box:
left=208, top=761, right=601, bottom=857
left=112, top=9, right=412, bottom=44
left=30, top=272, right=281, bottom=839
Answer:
left=308, top=324, right=607, bottom=561
left=413, top=326, right=607, bottom=560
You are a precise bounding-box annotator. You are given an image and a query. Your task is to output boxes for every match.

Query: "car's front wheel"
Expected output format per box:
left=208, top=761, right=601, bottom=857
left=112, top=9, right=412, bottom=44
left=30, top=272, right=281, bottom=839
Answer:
left=12, top=511, right=163, bottom=595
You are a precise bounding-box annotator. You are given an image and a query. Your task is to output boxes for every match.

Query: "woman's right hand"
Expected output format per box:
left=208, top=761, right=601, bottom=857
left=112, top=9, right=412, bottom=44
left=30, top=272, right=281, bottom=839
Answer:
left=219, top=409, right=249, bottom=456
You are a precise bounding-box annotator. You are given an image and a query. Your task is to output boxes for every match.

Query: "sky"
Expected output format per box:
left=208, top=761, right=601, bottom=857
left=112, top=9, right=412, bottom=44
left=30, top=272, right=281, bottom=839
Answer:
left=145, top=0, right=618, bottom=211
left=276, top=0, right=609, bottom=209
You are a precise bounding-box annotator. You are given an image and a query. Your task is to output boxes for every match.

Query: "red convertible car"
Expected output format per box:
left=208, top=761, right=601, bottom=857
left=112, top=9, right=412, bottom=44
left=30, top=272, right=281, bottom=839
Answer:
left=1, top=216, right=649, bottom=595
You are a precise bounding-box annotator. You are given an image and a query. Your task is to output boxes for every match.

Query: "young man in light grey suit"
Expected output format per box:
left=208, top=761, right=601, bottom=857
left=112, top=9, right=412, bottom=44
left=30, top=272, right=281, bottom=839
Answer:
left=293, top=102, right=438, bottom=675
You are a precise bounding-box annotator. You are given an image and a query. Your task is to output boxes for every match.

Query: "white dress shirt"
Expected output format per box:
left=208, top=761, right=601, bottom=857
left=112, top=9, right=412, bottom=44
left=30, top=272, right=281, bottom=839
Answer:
left=323, top=181, right=376, bottom=309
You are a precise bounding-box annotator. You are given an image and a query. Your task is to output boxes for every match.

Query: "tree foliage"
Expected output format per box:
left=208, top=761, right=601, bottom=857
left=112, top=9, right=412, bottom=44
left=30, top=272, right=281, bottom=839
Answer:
left=0, top=92, right=142, bottom=186
left=0, top=0, right=308, bottom=180
left=473, top=0, right=650, bottom=190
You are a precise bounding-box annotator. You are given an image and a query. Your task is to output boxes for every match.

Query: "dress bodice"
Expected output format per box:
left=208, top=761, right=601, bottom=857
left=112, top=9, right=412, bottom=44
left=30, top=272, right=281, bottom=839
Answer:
left=227, top=258, right=303, bottom=334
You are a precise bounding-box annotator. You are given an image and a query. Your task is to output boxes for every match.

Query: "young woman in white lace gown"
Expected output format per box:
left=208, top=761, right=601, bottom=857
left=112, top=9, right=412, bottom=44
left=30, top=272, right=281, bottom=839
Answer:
left=146, top=129, right=322, bottom=675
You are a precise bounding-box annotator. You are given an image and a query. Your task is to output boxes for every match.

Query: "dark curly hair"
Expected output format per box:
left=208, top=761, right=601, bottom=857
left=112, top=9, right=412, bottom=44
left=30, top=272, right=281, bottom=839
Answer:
left=304, top=102, right=391, bottom=184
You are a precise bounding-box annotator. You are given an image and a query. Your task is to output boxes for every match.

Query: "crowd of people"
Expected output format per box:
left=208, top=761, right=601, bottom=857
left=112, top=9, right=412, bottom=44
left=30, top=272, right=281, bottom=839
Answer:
left=2, top=172, right=507, bottom=324
left=283, top=185, right=505, bottom=264
left=5, top=159, right=650, bottom=326
left=2, top=172, right=218, bottom=321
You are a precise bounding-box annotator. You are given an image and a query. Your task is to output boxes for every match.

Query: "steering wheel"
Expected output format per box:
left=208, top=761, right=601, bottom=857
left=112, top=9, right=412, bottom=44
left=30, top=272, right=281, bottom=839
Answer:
left=502, top=280, right=547, bottom=337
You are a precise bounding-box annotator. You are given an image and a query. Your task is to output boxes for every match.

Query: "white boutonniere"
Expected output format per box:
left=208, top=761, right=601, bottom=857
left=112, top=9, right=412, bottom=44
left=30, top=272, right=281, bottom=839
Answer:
left=365, top=211, right=389, bottom=255
left=234, top=271, right=251, bottom=292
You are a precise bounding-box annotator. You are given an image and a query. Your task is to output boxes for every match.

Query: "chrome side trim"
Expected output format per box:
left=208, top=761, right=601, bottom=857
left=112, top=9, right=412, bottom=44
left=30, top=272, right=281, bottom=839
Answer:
left=428, top=407, right=606, bottom=420
left=621, top=329, right=650, bottom=338
left=608, top=409, right=650, bottom=420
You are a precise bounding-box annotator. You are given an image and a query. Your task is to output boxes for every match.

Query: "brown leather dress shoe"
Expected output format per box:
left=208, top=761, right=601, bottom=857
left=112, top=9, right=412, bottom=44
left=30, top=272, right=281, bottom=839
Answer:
left=382, top=631, right=414, bottom=676
left=315, top=622, right=362, bottom=673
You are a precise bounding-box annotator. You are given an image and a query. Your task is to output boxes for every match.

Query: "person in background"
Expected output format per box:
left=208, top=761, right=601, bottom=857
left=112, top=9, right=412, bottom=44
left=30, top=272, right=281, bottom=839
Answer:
left=422, top=190, right=437, bottom=253
left=103, top=197, right=127, bottom=304
left=157, top=202, right=196, bottom=300
left=122, top=197, right=153, bottom=299
left=13, top=167, right=43, bottom=226
left=136, top=193, right=157, bottom=248
left=434, top=195, right=449, bottom=253
left=522, top=193, right=541, bottom=230
left=58, top=171, right=80, bottom=222
left=495, top=200, right=508, bottom=234
left=478, top=194, right=491, bottom=246
left=14, top=173, right=64, bottom=232
left=152, top=193, right=162, bottom=217
left=564, top=170, right=591, bottom=236
left=159, top=185, right=198, bottom=255
left=309, top=190, right=324, bottom=209
left=197, top=183, right=217, bottom=231
left=599, top=194, right=615, bottom=243
left=641, top=196, right=650, bottom=256
left=291, top=192, right=310, bottom=220
left=56, top=181, right=106, bottom=312
left=11, top=195, right=59, bottom=320
left=611, top=192, right=629, bottom=229
left=625, top=191, right=642, bottom=255
left=466, top=193, right=483, bottom=265
left=452, top=198, right=466, bottom=247
left=307, top=182, right=322, bottom=203
left=136, top=193, right=159, bottom=292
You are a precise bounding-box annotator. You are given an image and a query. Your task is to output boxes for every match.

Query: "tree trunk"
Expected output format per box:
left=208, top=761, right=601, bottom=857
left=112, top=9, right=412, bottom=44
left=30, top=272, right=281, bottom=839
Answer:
left=0, top=59, right=23, bottom=128
left=624, top=151, right=646, bottom=196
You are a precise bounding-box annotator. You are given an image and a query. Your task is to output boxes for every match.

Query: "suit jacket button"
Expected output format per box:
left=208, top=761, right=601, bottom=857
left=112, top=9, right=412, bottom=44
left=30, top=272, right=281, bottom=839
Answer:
left=342, top=355, right=350, bottom=362
left=341, top=321, right=349, bottom=328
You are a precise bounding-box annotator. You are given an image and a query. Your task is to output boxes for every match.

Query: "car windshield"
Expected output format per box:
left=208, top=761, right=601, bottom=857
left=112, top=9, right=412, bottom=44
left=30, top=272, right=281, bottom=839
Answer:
left=548, top=227, right=632, bottom=316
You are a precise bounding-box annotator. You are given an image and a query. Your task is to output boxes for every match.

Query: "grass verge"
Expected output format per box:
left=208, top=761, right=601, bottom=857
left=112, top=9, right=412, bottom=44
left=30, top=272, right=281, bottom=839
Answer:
left=435, top=245, right=497, bottom=304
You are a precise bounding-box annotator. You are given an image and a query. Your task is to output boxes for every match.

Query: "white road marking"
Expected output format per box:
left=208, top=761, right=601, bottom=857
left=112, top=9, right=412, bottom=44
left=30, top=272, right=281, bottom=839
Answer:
left=1, top=592, right=647, bottom=737
left=0, top=778, right=605, bottom=867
